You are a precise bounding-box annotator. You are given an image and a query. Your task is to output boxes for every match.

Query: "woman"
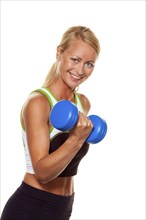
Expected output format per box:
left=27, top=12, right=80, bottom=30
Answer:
left=1, top=26, right=100, bottom=220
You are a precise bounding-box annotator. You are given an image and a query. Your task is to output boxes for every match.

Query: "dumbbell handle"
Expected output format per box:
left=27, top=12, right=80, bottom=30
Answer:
left=50, top=100, right=107, bottom=144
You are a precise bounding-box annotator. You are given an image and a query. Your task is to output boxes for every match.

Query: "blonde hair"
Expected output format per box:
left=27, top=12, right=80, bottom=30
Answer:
left=42, top=26, right=100, bottom=87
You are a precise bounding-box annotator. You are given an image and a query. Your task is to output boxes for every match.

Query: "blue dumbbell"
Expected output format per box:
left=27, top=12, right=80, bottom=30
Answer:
left=50, top=100, right=107, bottom=144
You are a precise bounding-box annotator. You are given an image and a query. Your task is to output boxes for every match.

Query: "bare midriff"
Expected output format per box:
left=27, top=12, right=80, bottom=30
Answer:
left=23, top=173, right=74, bottom=196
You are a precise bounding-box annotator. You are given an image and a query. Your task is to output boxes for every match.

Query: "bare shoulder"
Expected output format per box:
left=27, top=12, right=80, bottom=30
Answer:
left=23, top=92, right=50, bottom=113
left=22, top=92, right=50, bottom=127
left=77, top=93, right=91, bottom=115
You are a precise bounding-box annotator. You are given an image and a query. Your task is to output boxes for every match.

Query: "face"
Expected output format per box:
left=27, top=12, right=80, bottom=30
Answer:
left=56, top=39, right=97, bottom=90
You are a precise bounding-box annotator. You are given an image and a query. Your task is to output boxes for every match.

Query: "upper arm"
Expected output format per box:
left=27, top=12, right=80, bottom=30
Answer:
left=78, top=93, right=91, bottom=115
left=22, top=93, right=51, bottom=170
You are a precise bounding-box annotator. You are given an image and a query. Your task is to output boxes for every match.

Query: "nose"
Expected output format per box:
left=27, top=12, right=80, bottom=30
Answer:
left=75, top=63, right=85, bottom=76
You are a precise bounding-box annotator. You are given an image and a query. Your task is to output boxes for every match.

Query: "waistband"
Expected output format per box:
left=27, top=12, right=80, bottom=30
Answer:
left=18, top=182, right=74, bottom=204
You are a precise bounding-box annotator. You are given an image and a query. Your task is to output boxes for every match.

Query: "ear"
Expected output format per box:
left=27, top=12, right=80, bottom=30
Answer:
left=56, top=46, right=61, bottom=61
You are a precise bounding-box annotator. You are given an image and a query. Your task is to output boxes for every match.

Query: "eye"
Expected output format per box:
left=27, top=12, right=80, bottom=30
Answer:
left=85, top=62, right=94, bottom=68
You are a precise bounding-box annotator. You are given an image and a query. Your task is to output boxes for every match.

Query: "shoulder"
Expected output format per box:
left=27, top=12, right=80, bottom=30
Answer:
left=22, top=92, right=51, bottom=120
left=77, top=93, right=91, bottom=115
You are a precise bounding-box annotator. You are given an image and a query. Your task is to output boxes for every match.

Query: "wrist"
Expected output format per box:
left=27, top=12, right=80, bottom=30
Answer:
left=67, top=135, right=84, bottom=150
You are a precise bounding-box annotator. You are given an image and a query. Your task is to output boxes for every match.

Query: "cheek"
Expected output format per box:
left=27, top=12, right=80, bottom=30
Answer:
left=59, top=60, right=73, bottom=72
left=85, top=68, right=94, bottom=77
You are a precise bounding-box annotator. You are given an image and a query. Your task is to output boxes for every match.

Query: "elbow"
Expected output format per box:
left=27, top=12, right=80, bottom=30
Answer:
left=34, top=169, right=51, bottom=184
left=34, top=163, right=54, bottom=184
left=35, top=173, right=49, bottom=184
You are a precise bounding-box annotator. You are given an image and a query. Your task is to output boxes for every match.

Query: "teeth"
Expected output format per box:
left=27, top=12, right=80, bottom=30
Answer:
left=71, top=74, right=81, bottom=80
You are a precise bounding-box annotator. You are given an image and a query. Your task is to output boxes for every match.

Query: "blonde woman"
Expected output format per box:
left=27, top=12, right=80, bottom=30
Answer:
left=1, top=26, right=100, bottom=220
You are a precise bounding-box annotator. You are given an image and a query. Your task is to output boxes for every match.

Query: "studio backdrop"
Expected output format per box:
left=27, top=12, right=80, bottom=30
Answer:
left=1, top=1, right=145, bottom=219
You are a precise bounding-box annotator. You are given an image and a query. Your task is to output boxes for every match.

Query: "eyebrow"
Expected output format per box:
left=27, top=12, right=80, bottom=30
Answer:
left=72, top=55, right=81, bottom=61
left=73, top=55, right=95, bottom=63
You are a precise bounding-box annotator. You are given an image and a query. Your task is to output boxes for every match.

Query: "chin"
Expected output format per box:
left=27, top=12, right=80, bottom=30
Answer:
left=65, top=80, right=78, bottom=90
left=69, top=85, right=77, bottom=91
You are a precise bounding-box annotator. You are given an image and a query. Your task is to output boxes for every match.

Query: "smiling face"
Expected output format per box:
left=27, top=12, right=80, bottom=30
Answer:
left=56, top=39, right=97, bottom=90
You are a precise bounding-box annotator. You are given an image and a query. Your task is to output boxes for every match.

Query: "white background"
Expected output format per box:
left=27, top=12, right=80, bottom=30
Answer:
left=1, top=1, right=145, bottom=219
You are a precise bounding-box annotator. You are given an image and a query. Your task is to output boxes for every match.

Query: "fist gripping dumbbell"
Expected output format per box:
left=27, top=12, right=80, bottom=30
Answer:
left=50, top=100, right=107, bottom=144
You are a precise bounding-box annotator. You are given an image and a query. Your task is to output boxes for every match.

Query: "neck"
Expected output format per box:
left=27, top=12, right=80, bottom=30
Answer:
left=47, top=75, right=76, bottom=102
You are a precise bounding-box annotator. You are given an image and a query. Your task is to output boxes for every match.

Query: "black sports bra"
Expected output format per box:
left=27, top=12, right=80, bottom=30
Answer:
left=50, top=132, right=89, bottom=177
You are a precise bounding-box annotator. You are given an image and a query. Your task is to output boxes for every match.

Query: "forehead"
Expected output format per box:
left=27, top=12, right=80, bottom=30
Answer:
left=64, top=39, right=97, bottom=60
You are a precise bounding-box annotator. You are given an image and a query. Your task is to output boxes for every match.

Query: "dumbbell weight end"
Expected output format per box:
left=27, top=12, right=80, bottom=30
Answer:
left=86, top=115, right=107, bottom=144
left=50, top=100, right=79, bottom=131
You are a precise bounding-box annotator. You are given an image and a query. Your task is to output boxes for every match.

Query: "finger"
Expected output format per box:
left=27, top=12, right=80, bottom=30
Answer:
left=80, top=112, right=91, bottom=126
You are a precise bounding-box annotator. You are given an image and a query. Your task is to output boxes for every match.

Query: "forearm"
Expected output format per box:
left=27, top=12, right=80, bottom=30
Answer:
left=35, top=137, right=83, bottom=184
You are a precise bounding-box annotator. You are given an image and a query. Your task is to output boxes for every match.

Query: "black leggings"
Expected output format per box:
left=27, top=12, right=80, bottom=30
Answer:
left=1, top=182, right=74, bottom=220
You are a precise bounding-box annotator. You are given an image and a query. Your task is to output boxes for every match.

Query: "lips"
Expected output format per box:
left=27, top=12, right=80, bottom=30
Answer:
left=69, top=72, right=83, bottom=81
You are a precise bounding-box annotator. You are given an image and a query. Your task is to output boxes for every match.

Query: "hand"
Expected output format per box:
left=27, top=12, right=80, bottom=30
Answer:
left=69, top=112, right=93, bottom=144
